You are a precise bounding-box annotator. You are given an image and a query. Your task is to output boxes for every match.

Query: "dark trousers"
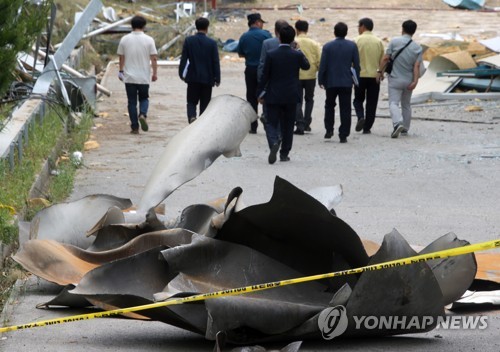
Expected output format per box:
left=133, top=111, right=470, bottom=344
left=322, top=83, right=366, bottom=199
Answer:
left=262, top=103, right=281, bottom=149
left=267, top=103, right=296, bottom=158
left=125, top=83, right=149, bottom=130
left=187, top=82, right=213, bottom=121
left=324, top=87, right=352, bottom=138
left=295, top=79, right=316, bottom=130
left=353, top=77, right=380, bottom=132
left=244, top=66, right=259, bottom=132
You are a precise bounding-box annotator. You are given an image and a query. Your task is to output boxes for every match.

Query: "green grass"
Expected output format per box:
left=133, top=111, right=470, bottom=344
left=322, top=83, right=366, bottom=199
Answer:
left=0, top=104, right=93, bottom=313
left=0, top=105, right=93, bottom=240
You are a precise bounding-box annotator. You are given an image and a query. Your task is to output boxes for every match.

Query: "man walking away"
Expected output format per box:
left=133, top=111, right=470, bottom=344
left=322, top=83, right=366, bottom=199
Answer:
left=258, top=25, right=310, bottom=164
left=179, top=17, right=221, bottom=124
left=294, top=20, right=321, bottom=135
left=238, top=13, right=272, bottom=134
left=257, top=19, right=289, bottom=148
left=353, top=17, right=384, bottom=135
left=117, top=15, right=158, bottom=134
left=377, top=20, right=422, bottom=138
left=318, top=22, right=360, bottom=143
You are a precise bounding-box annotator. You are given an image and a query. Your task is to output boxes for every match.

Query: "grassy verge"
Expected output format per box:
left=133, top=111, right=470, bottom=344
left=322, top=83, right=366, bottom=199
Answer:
left=0, top=103, right=93, bottom=312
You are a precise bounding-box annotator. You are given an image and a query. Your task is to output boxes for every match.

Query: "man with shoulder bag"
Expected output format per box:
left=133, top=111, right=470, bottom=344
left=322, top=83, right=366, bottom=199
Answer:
left=377, top=20, right=423, bottom=138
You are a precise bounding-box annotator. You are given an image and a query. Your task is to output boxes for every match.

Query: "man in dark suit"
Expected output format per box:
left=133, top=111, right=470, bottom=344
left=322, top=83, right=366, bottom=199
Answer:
left=179, top=17, right=221, bottom=124
left=318, top=22, right=360, bottom=143
left=258, top=25, right=310, bottom=164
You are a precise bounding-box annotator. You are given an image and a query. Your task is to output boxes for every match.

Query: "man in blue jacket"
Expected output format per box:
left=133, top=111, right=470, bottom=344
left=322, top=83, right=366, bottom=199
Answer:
left=318, top=22, right=360, bottom=143
left=179, top=17, right=220, bottom=124
left=258, top=25, right=310, bottom=164
left=238, top=13, right=272, bottom=133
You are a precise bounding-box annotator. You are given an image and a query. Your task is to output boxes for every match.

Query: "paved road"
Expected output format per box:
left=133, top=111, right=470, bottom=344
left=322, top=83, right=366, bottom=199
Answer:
left=1, top=60, right=499, bottom=351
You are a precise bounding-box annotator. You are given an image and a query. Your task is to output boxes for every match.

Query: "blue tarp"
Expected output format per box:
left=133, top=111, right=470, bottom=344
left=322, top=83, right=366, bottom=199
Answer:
left=442, top=0, right=485, bottom=10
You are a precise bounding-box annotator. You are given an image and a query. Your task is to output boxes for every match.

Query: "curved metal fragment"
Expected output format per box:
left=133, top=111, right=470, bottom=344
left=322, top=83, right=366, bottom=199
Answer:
left=29, top=194, right=132, bottom=248
left=13, top=229, right=194, bottom=286
left=306, top=184, right=343, bottom=214
left=419, top=232, right=477, bottom=305
left=87, top=208, right=168, bottom=252
left=37, top=284, right=91, bottom=309
left=85, top=206, right=125, bottom=237
left=137, top=94, right=257, bottom=212
left=216, top=176, right=369, bottom=291
left=344, top=229, right=444, bottom=336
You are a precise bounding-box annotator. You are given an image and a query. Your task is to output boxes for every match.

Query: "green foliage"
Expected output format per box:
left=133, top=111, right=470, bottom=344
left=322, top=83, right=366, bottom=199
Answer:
left=0, top=0, right=51, bottom=96
left=0, top=105, right=92, bottom=239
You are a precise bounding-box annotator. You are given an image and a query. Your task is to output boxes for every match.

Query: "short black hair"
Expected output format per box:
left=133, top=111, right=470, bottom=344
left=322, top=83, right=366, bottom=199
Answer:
left=295, top=20, right=309, bottom=32
left=279, top=25, right=295, bottom=44
left=358, top=18, right=374, bottom=31
left=196, top=17, right=210, bottom=31
left=402, top=20, right=417, bottom=35
left=274, top=19, right=289, bottom=33
left=334, top=22, right=348, bottom=38
left=131, top=15, right=146, bottom=30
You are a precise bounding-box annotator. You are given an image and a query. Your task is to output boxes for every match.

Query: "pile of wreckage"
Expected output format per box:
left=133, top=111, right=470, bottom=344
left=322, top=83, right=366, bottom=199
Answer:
left=11, top=95, right=500, bottom=349
left=13, top=0, right=199, bottom=110
left=413, top=30, right=500, bottom=103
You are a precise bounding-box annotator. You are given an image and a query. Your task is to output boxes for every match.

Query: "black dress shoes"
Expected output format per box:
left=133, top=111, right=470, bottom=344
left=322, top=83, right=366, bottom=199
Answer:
left=324, top=131, right=333, bottom=139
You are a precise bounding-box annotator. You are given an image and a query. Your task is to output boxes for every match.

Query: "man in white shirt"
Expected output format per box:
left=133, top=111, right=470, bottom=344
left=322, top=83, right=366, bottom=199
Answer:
left=117, top=16, right=158, bottom=134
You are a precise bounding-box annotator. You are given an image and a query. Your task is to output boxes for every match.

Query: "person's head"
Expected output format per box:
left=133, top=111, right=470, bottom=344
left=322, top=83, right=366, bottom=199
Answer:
left=358, top=17, right=373, bottom=34
left=131, top=15, right=147, bottom=30
left=402, top=20, right=417, bottom=35
left=279, top=25, right=295, bottom=44
left=274, top=19, right=289, bottom=37
left=334, top=22, right=348, bottom=38
left=247, top=13, right=266, bottom=28
left=195, top=17, right=210, bottom=32
left=295, top=20, right=309, bottom=34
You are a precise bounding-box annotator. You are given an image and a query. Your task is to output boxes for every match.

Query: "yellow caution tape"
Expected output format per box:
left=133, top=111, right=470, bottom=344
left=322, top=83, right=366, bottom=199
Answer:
left=0, top=238, right=498, bottom=334
left=0, top=204, right=16, bottom=215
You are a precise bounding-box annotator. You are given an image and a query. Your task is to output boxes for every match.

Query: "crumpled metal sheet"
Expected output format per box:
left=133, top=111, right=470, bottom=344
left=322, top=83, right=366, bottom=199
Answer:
left=215, top=177, right=369, bottom=293
left=13, top=229, right=194, bottom=286
left=344, top=229, right=444, bottom=336
left=418, top=232, right=477, bottom=305
left=29, top=194, right=132, bottom=248
left=13, top=176, right=480, bottom=346
left=137, top=94, right=257, bottom=212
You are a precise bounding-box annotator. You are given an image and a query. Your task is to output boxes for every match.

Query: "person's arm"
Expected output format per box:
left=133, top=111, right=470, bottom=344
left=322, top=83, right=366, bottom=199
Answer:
left=213, top=43, right=221, bottom=87
left=257, top=41, right=267, bottom=83
left=257, top=54, right=271, bottom=104
left=376, top=54, right=391, bottom=83
left=318, top=47, right=327, bottom=88
left=407, top=60, right=420, bottom=90
left=179, top=39, right=190, bottom=81
left=353, top=45, right=360, bottom=78
left=237, top=36, right=245, bottom=58
left=118, top=55, right=125, bottom=81
left=151, top=54, right=158, bottom=82
left=300, top=51, right=310, bottom=71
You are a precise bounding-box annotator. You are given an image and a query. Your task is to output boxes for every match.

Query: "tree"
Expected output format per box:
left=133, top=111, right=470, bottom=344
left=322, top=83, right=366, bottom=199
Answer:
left=0, top=0, right=50, bottom=97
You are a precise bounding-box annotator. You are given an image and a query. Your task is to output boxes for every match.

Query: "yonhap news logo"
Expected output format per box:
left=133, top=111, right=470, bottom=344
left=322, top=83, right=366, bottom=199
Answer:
left=318, top=305, right=488, bottom=339
left=317, top=305, right=348, bottom=339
